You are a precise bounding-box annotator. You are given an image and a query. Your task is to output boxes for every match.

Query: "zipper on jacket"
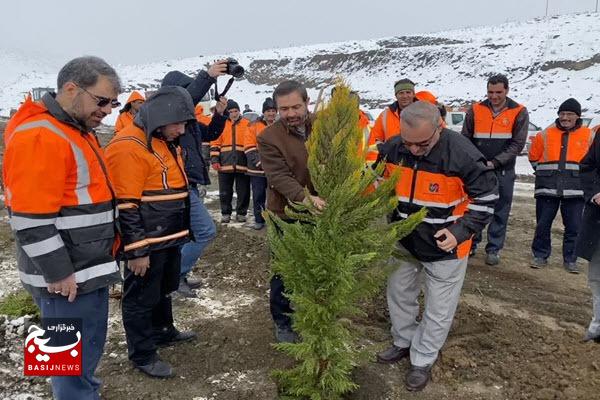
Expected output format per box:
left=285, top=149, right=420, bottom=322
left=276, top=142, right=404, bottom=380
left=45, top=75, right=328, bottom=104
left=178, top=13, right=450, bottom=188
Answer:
left=408, top=160, right=419, bottom=205
left=232, top=121, right=237, bottom=172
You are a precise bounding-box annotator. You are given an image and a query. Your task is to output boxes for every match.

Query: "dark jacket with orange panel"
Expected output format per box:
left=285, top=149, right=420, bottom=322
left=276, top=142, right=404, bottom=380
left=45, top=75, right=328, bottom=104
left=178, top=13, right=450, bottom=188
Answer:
left=195, top=104, right=213, bottom=168
left=105, top=86, right=195, bottom=259
left=377, top=129, right=498, bottom=262
left=3, top=93, right=120, bottom=297
left=462, top=97, right=529, bottom=170
left=244, top=118, right=269, bottom=176
left=210, top=117, right=250, bottom=173
left=366, top=102, right=402, bottom=163
left=528, top=119, right=594, bottom=198
left=115, top=91, right=144, bottom=133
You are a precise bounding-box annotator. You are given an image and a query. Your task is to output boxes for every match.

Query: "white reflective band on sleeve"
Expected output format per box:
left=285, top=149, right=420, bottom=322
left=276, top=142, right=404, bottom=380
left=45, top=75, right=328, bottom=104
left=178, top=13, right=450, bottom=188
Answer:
left=474, top=194, right=500, bottom=202
left=467, top=204, right=495, bottom=213
left=9, top=216, right=56, bottom=231
left=397, top=212, right=459, bottom=224
left=55, top=210, right=114, bottom=230
left=535, top=189, right=558, bottom=195
left=21, top=234, right=65, bottom=258
left=563, top=189, right=584, bottom=196
left=19, top=261, right=119, bottom=287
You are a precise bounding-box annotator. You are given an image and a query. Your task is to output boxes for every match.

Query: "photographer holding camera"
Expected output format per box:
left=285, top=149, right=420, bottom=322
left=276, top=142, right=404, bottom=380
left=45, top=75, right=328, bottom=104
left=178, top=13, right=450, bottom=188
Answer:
left=161, top=60, right=234, bottom=298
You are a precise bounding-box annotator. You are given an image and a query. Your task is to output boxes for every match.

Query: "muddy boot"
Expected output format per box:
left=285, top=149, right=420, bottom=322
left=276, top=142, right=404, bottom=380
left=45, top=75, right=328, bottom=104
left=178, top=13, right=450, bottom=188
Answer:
left=274, top=325, right=298, bottom=343
left=564, top=262, right=580, bottom=274
left=485, top=253, right=500, bottom=266
left=221, top=214, right=231, bottom=223
left=135, top=358, right=174, bottom=379
left=376, top=345, right=410, bottom=364
left=405, top=364, right=432, bottom=392
left=531, top=257, right=547, bottom=269
left=177, top=278, right=197, bottom=298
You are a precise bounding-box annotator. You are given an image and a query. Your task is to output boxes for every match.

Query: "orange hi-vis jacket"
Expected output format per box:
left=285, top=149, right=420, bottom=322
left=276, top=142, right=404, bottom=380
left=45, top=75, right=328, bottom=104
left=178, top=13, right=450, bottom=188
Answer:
left=529, top=121, right=594, bottom=198
left=105, top=124, right=189, bottom=258
left=377, top=130, right=498, bottom=261
left=210, top=117, right=250, bottom=173
left=115, top=91, right=144, bottom=133
left=366, top=102, right=402, bottom=164
left=244, top=118, right=269, bottom=176
left=195, top=104, right=213, bottom=162
left=3, top=94, right=120, bottom=297
left=358, top=109, right=372, bottom=160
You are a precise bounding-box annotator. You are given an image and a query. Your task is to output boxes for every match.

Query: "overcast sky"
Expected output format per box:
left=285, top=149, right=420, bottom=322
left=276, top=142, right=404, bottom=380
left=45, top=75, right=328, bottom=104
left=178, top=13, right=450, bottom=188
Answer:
left=0, top=0, right=596, bottom=65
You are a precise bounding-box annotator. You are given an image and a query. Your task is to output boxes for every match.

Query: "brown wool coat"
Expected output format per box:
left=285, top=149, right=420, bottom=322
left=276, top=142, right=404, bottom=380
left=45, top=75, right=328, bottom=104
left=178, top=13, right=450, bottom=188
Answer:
left=257, top=117, right=316, bottom=218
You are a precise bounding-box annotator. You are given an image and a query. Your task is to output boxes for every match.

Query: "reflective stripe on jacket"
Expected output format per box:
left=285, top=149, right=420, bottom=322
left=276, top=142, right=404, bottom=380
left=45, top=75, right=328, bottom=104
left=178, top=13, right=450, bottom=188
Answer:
left=3, top=94, right=120, bottom=297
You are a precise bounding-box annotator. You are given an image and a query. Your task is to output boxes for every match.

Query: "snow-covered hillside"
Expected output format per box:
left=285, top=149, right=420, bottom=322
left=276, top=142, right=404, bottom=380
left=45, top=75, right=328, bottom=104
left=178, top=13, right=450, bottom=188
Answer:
left=1, top=12, right=599, bottom=127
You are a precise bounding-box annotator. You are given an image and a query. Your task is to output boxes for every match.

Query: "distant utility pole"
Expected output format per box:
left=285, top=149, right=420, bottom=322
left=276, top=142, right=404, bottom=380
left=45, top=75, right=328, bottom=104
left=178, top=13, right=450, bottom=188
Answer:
left=596, top=0, right=599, bottom=13
left=545, top=0, right=549, bottom=17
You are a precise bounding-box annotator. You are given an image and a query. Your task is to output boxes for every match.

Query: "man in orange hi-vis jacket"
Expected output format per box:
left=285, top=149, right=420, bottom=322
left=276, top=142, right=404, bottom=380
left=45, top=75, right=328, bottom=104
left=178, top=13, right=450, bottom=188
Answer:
left=3, top=56, right=122, bottom=400
left=114, top=90, right=144, bottom=133
left=105, top=86, right=198, bottom=379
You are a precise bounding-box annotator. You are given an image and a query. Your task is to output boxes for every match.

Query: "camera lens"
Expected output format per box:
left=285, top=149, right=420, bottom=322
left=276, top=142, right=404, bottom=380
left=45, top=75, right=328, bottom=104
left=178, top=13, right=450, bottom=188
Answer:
left=230, top=64, right=245, bottom=78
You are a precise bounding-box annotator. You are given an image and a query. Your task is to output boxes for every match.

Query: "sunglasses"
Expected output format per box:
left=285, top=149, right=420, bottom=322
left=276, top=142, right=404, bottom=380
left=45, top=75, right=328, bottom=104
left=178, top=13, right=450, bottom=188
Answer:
left=402, top=124, right=441, bottom=148
left=77, top=85, right=121, bottom=108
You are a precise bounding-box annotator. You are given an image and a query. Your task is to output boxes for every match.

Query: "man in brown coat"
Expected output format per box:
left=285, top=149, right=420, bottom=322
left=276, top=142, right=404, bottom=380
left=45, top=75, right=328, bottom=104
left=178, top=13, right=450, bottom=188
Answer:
left=257, top=80, right=325, bottom=343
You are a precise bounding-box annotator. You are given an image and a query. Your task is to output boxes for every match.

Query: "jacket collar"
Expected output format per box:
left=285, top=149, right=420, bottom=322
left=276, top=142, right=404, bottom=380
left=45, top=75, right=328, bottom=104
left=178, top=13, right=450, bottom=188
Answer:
left=42, top=92, right=90, bottom=134
left=554, top=118, right=583, bottom=133
left=480, top=96, right=520, bottom=112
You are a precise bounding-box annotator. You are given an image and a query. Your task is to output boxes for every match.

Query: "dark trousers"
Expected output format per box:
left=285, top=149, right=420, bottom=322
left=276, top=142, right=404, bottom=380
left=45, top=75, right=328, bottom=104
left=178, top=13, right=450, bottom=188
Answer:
left=270, top=275, right=293, bottom=329
left=251, top=175, right=267, bottom=224
left=532, top=196, right=585, bottom=263
left=473, top=168, right=515, bottom=254
left=122, top=247, right=180, bottom=365
left=218, top=172, right=250, bottom=216
left=34, top=288, right=109, bottom=400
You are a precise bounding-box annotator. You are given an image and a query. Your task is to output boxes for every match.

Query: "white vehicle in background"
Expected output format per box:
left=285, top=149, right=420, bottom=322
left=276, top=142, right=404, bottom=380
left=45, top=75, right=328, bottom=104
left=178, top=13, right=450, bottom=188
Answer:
left=445, top=111, right=466, bottom=132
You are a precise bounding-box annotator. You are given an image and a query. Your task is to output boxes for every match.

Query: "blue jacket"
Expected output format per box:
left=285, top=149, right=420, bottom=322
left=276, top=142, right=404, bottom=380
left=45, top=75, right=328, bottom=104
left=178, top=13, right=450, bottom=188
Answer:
left=161, top=70, right=226, bottom=185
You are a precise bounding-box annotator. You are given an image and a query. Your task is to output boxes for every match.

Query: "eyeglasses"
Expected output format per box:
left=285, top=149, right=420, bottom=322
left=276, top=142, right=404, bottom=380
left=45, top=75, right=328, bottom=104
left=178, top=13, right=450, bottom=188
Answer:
left=77, top=85, right=121, bottom=108
left=402, top=124, right=441, bottom=148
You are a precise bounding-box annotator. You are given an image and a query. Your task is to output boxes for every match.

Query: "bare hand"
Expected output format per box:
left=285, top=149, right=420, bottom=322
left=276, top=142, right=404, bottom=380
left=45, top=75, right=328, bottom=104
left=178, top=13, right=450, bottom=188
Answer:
left=47, top=274, right=78, bottom=302
left=434, top=228, right=458, bottom=252
left=215, top=97, right=227, bottom=115
left=212, top=163, right=221, bottom=171
left=207, top=60, right=228, bottom=78
left=593, top=193, right=600, bottom=206
left=128, top=256, right=150, bottom=277
left=303, top=195, right=326, bottom=211
left=486, top=161, right=495, bottom=169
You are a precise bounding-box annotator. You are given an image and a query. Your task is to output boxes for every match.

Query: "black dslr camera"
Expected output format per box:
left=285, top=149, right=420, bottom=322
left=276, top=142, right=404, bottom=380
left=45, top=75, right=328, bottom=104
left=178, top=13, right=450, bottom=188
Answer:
left=225, top=58, right=244, bottom=78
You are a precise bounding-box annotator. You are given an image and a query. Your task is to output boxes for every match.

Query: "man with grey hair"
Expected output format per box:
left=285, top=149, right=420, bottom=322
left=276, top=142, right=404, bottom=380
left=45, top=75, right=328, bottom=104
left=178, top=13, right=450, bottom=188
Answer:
left=3, top=56, right=122, bottom=399
left=374, top=101, right=498, bottom=391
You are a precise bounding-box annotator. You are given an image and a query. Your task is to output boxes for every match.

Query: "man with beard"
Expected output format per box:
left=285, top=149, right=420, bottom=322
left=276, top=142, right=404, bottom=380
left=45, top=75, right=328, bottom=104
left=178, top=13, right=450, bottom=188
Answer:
left=3, top=56, right=122, bottom=399
left=529, top=98, right=594, bottom=272
left=257, top=80, right=325, bottom=343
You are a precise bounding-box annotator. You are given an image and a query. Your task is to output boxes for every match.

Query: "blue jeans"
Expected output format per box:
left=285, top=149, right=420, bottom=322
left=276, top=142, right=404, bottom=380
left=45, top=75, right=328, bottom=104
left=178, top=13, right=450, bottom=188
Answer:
left=532, top=196, right=584, bottom=263
left=251, top=176, right=267, bottom=224
left=34, top=287, right=109, bottom=400
left=180, top=186, right=216, bottom=278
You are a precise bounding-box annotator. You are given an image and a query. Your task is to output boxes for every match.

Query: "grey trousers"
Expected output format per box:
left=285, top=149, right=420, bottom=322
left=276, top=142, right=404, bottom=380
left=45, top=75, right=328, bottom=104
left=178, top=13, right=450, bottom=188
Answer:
left=387, top=250, right=468, bottom=367
left=587, top=247, right=600, bottom=337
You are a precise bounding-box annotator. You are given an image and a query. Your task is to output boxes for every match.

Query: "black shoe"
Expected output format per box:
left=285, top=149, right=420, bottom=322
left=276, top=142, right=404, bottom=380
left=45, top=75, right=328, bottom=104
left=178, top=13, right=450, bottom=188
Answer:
left=134, top=359, right=174, bottom=378
left=156, top=329, right=197, bottom=348
left=251, top=222, right=265, bottom=230
left=405, top=364, right=432, bottom=392
left=531, top=257, right=548, bottom=269
left=221, top=215, right=231, bottom=223
left=274, top=325, right=298, bottom=343
left=177, top=278, right=197, bottom=298
left=184, top=277, right=202, bottom=289
left=564, top=262, right=580, bottom=274
left=469, top=247, right=477, bottom=257
left=485, top=253, right=500, bottom=266
left=376, top=345, right=410, bottom=364
left=235, top=214, right=247, bottom=223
